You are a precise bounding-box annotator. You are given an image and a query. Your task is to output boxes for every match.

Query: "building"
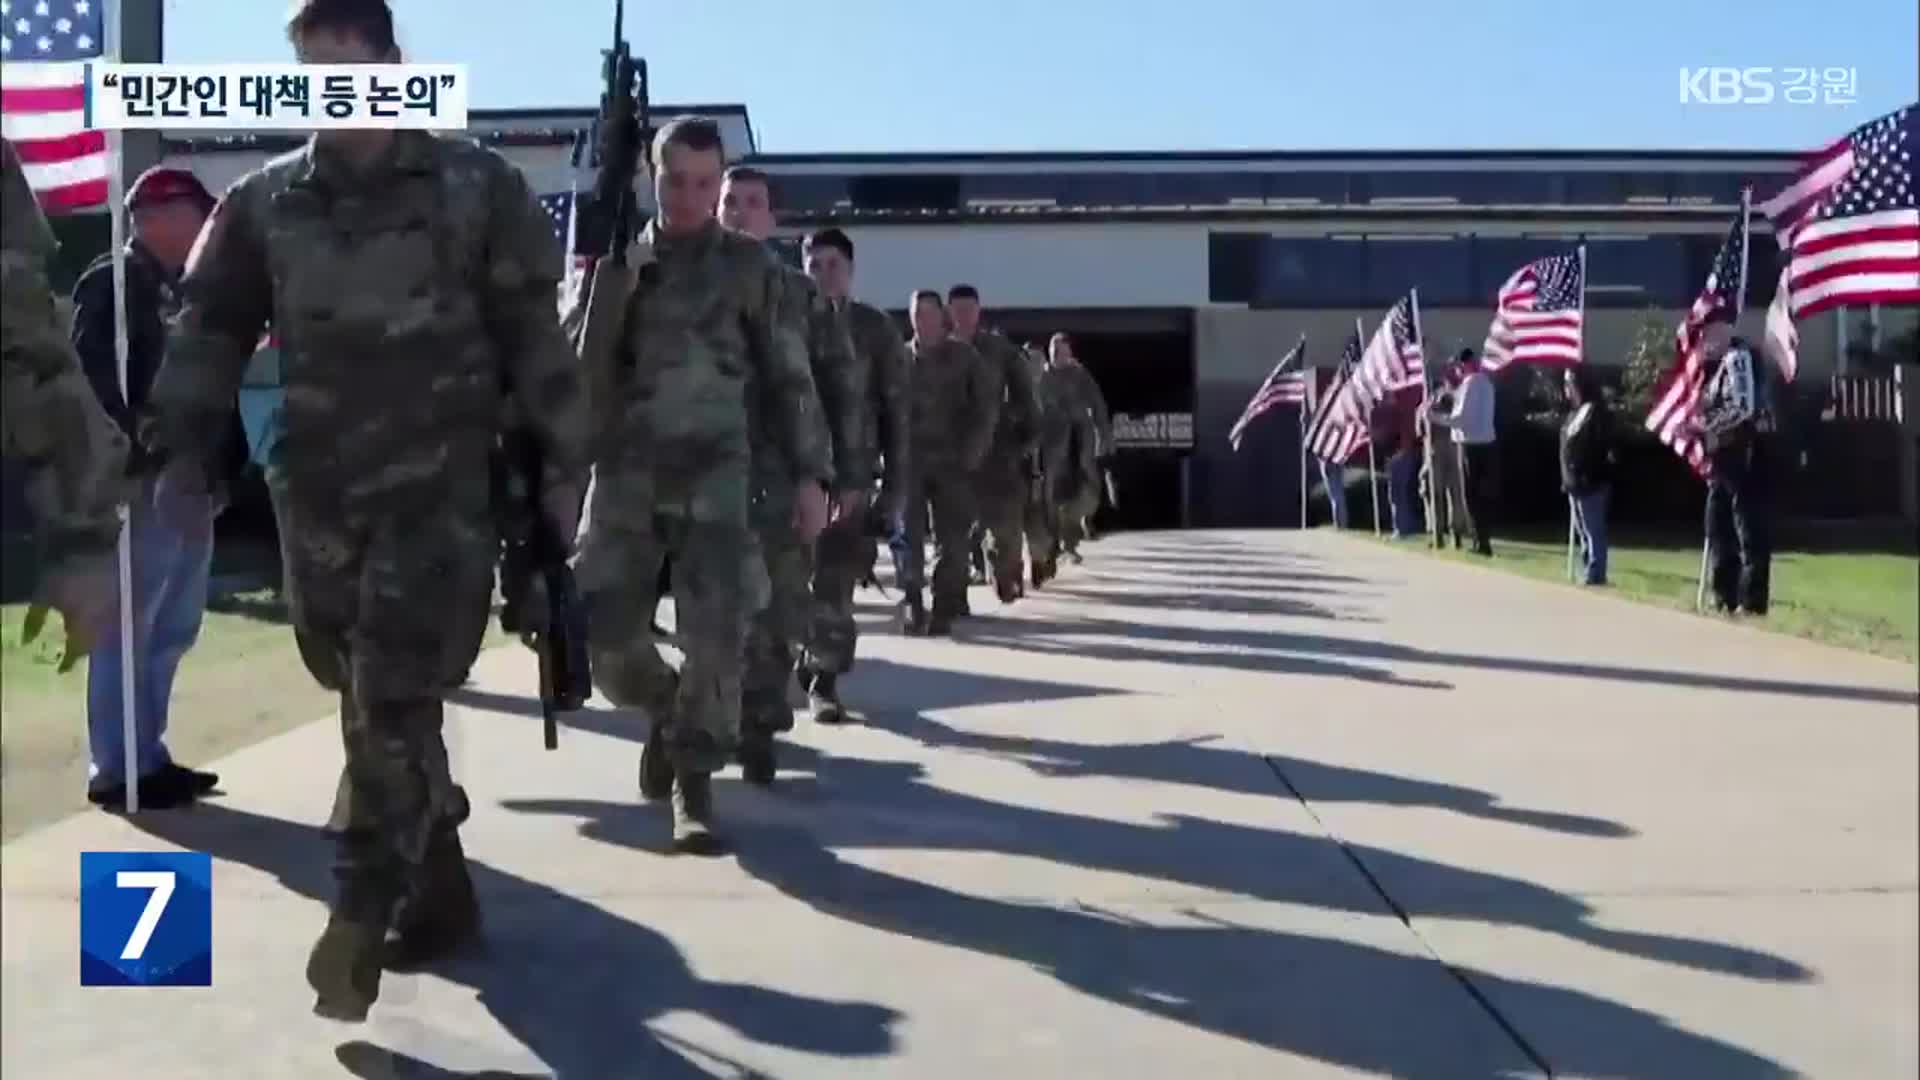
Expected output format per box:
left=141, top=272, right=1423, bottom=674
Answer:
left=150, top=106, right=1883, bottom=531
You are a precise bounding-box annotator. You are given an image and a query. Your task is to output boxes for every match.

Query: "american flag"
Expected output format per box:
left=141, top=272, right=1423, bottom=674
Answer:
left=1761, top=105, right=1920, bottom=323
left=1, top=0, right=107, bottom=212
left=1480, top=249, right=1585, bottom=371
left=1304, top=330, right=1370, bottom=466
left=1228, top=334, right=1308, bottom=451
left=1333, top=295, right=1422, bottom=428
left=1645, top=205, right=1748, bottom=477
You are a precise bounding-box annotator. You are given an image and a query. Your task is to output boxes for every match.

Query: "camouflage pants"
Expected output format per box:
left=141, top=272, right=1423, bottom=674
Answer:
left=576, top=464, right=765, bottom=775
left=902, top=462, right=976, bottom=617
left=804, top=511, right=872, bottom=676
left=1026, top=437, right=1071, bottom=562
left=743, top=489, right=811, bottom=736
left=974, top=453, right=1030, bottom=588
left=267, top=473, right=492, bottom=923
left=1058, top=426, right=1102, bottom=550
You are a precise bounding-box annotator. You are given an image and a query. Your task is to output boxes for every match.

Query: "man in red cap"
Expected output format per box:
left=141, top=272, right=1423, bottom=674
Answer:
left=68, top=163, right=230, bottom=811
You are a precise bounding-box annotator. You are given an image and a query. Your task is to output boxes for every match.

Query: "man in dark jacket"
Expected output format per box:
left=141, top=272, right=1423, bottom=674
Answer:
left=1559, top=365, right=1615, bottom=586
left=70, top=166, right=226, bottom=810
left=1691, top=325, right=1777, bottom=615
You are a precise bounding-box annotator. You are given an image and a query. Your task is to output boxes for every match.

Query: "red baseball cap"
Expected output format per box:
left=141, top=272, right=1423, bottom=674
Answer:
left=126, top=166, right=214, bottom=213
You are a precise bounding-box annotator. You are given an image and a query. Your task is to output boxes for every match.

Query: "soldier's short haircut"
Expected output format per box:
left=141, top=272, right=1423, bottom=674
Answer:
left=285, top=0, right=397, bottom=55
left=911, top=289, right=945, bottom=309
left=1049, top=331, right=1073, bottom=348
left=804, top=228, right=854, bottom=262
left=651, top=117, right=726, bottom=168
left=724, top=165, right=770, bottom=186
left=947, top=284, right=980, bottom=302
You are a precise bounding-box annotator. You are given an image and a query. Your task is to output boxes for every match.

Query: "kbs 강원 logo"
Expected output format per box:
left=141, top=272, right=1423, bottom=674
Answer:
left=79, top=852, right=212, bottom=986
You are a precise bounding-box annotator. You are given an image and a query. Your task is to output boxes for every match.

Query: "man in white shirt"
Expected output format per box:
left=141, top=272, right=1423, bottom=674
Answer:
left=1690, top=323, right=1777, bottom=615
left=1424, top=348, right=1497, bottom=556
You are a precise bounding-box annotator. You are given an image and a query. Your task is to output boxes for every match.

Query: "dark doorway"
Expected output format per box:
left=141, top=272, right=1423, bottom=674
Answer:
left=991, top=309, right=1195, bottom=533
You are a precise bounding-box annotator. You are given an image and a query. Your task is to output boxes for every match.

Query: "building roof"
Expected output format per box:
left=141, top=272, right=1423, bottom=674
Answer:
left=774, top=201, right=1774, bottom=227
left=748, top=147, right=1807, bottom=173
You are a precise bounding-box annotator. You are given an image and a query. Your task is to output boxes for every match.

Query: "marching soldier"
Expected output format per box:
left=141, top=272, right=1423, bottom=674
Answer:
left=899, top=291, right=996, bottom=636
left=948, top=285, right=1040, bottom=603
left=572, top=117, right=830, bottom=850
left=2, top=137, right=129, bottom=670
left=142, top=0, right=591, bottom=1020
left=1023, top=342, right=1071, bottom=586
left=797, top=227, right=911, bottom=722
left=1046, top=333, right=1111, bottom=563
left=717, top=165, right=862, bottom=783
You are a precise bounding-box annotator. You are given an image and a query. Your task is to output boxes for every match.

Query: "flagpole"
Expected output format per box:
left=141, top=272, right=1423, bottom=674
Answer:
left=1569, top=246, right=1586, bottom=582
left=1298, top=335, right=1310, bottom=529
left=1700, top=193, right=1753, bottom=611
left=103, top=1, right=139, bottom=814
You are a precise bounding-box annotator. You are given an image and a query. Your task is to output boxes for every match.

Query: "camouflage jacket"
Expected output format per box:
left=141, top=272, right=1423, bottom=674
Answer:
left=1047, top=359, right=1112, bottom=455
left=846, top=299, right=911, bottom=503
left=965, top=328, right=1041, bottom=463
left=751, top=264, right=859, bottom=496
left=610, top=219, right=829, bottom=488
left=0, top=138, right=130, bottom=569
left=1031, top=347, right=1074, bottom=444
left=908, top=336, right=997, bottom=472
left=145, top=131, right=591, bottom=509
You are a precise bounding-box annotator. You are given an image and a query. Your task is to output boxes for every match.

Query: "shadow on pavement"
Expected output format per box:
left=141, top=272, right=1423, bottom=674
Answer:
left=126, top=805, right=902, bottom=1079
left=508, top=739, right=1796, bottom=1079
left=862, top=705, right=1633, bottom=839
left=1036, top=581, right=1376, bottom=621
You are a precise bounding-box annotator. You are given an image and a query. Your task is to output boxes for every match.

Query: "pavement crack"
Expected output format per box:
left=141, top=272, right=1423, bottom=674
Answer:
left=1261, top=754, right=1556, bottom=1078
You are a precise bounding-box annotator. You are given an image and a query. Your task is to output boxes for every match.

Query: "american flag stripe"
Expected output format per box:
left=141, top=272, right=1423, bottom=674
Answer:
left=1228, top=336, right=1306, bottom=451
left=1481, top=250, right=1585, bottom=370
left=1, top=0, right=109, bottom=212
left=1303, top=332, right=1370, bottom=466
left=1644, top=208, right=1746, bottom=477
left=1771, top=107, right=1920, bottom=321
left=1333, top=296, right=1420, bottom=427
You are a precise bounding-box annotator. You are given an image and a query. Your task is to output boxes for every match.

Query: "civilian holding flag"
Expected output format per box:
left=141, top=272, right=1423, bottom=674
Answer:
left=1423, top=348, right=1496, bottom=556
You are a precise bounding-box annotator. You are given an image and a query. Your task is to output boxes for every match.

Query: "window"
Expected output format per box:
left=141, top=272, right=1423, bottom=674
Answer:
left=1253, top=237, right=1369, bottom=308
left=1366, top=237, right=1477, bottom=306
left=961, top=172, right=1061, bottom=203
left=1670, top=172, right=1744, bottom=204
left=1136, top=172, right=1266, bottom=206
left=1744, top=232, right=1784, bottom=308
left=1360, top=170, right=1465, bottom=203
left=1583, top=235, right=1691, bottom=306
left=769, top=175, right=847, bottom=212
left=1209, top=232, right=1262, bottom=304
left=1056, top=172, right=1146, bottom=206
left=1261, top=171, right=1348, bottom=203
left=1620, top=171, right=1672, bottom=202
left=847, top=174, right=959, bottom=211
left=1454, top=171, right=1559, bottom=205
left=1563, top=172, right=1622, bottom=204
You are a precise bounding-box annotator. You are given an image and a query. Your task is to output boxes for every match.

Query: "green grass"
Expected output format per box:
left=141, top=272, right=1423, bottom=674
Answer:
left=1373, top=524, right=1919, bottom=664
left=0, top=585, right=512, bottom=841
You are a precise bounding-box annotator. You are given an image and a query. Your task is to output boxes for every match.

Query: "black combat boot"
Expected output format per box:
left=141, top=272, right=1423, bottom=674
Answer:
left=996, top=573, right=1021, bottom=604
left=671, top=769, right=725, bottom=855
left=899, top=591, right=929, bottom=637
left=384, top=827, right=481, bottom=971
left=926, top=607, right=956, bottom=637
left=808, top=671, right=848, bottom=725
left=639, top=722, right=674, bottom=801
left=308, top=857, right=391, bottom=1022
left=738, top=728, right=777, bottom=787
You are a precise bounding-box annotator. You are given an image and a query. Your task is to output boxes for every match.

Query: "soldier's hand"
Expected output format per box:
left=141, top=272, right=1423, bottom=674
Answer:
left=792, top=481, right=830, bottom=544
left=22, top=553, right=120, bottom=674
left=153, top=463, right=216, bottom=538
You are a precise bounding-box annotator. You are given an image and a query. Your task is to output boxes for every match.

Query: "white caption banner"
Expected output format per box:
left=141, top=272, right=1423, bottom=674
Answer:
left=85, top=64, right=470, bottom=131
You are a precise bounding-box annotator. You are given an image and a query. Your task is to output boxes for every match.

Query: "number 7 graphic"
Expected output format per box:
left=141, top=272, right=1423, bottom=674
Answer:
left=115, top=871, right=176, bottom=961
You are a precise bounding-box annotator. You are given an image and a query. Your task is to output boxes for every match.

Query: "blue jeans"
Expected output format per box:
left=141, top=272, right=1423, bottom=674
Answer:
left=1570, top=490, right=1610, bottom=585
left=1387, top=453, right=1422, bottom=538
left=1321, top=460, right=1348, bottom=528
left=86, top=484, right=214, bottom=788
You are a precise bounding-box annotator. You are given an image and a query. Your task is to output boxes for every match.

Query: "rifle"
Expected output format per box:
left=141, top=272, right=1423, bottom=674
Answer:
left=494, top=434, right=592, bottom=749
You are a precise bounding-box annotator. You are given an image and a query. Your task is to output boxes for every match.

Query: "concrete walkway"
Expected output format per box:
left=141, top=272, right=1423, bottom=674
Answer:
left=3, top=529, right=1914, bottom=1078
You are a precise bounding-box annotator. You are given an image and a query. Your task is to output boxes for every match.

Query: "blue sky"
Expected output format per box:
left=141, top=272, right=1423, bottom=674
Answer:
left=161, top=0, right=1918, bottom=154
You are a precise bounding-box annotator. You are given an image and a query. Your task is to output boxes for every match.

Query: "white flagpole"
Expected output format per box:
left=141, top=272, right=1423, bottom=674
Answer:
left=1569, top=246, right=1586, bottom=581
left=104, top=3, right=139, bottom=813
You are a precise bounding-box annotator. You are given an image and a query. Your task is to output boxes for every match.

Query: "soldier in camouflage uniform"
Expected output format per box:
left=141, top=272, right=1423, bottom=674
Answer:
left=572, top=118, right=830, bottom=850
left=900, top=291, right=996, bottom=636
left=1023, top=342, right=1071, bottom=587
left=141, top=0, right=590, bottom=1022
left=716, top=166, right=861, bottom=785
left=948, top=285, right=1040, bottom=604
left=1046, top=332, right=1111, bottom=562
left=798, top=228, right=910, bottom=722
left=2, top=137, right=129, bottom=667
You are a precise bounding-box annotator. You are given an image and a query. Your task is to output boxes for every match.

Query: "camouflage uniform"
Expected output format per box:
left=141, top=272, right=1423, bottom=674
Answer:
left=0, top=138, right=130, bottom=573
left=1025, top=348, right=1072, bottom=577
left=902, top=337, right=996, bottom=631
left=964, top=329, right=1041, bottom=600
left=1050, top=359, right=1111, bottom=554
left=574, top=218, right=827, bottom=780
left=144, top=132, right=588, bottom=1019
left=803, top=300, right=910, bottom=680
left=741, top=266, right=861, bottom=748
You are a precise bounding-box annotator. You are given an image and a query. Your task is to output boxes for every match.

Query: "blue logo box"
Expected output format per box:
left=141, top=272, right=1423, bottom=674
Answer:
left=79, top=851, right=212, bottom=987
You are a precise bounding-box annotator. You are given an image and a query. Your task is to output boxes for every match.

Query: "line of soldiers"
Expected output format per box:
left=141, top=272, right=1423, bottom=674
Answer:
left=0, top=1, right=1120, bottom=1024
